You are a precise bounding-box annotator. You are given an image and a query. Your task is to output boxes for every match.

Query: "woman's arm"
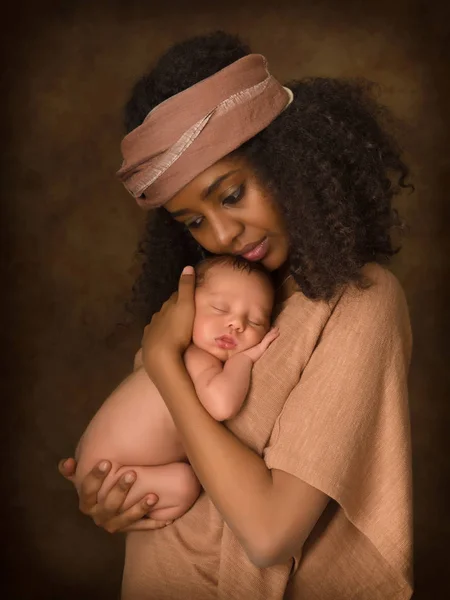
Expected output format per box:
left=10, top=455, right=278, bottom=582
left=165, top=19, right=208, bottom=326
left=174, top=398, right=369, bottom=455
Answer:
left=149, top=352, right=328, bottom=567
left=141, top=266, right=329, bottom=567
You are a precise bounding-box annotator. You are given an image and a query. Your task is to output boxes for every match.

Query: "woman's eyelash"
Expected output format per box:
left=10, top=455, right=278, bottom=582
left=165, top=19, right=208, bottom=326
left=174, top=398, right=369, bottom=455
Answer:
left=212, top=306, right=227, bottom=313
left=223, top=184, right=245, bottom=205
left=186, top=217, right=203, bottom=229
left=186, top=184, right=245, bottom=229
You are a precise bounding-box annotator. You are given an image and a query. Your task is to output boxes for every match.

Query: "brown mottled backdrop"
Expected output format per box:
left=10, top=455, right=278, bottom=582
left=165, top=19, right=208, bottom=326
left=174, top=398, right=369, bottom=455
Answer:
left=2, top=0, right=449, bottom=598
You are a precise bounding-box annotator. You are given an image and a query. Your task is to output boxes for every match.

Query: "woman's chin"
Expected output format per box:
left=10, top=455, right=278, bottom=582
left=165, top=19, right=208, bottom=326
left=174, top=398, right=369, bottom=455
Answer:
left=261, top=247, right=287, bottom=272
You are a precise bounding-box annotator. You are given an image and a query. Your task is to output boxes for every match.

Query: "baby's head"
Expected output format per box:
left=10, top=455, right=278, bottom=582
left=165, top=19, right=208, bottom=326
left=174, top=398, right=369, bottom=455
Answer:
left=192, top=255, right=275, bottom=361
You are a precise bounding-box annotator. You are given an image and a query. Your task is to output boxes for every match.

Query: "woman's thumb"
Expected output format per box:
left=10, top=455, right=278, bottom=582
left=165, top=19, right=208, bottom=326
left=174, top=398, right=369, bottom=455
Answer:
left=178, top=265, right=195, bottom=299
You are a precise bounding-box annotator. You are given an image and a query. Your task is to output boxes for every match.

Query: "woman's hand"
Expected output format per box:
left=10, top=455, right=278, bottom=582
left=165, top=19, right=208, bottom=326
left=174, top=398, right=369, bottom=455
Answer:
left=58, top=458, right=171, bottom=533
left=142, top=266, right=196, bottom=380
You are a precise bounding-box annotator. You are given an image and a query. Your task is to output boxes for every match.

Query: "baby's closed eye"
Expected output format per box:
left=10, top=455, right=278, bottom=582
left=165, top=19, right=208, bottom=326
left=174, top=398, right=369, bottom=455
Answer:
left=248, top=319, right=264, bottom=327
left=211, top=305, right=228, bottom=313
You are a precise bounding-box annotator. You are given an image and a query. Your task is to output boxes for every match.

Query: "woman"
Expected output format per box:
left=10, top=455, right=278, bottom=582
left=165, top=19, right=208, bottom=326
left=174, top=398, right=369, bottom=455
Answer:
left=59, top=31, right=413, bottom=599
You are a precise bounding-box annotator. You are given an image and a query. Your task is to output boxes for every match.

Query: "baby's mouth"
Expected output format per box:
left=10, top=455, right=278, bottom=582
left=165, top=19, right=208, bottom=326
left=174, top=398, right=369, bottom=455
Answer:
left=215, top=335, right=237, bottom=350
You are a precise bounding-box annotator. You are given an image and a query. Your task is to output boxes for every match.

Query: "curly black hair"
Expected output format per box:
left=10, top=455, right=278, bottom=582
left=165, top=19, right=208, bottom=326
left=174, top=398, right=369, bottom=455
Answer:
left=124, top=31, right=411, bottom=324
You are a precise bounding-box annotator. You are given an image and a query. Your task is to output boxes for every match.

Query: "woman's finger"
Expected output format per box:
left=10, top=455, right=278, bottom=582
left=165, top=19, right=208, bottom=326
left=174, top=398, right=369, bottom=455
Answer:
left=160, top=292, right=178, bottom=313
left=100, top=494, right=161, bottom=534
left=58, top=458, right=77, bottom=481
left=93, top=471, right=138, bottom=524
left=78, top=461, right=112, bottom=515
left=121, top=518, right=173, bottom=532
left=177, top=266, right=195, bottom=303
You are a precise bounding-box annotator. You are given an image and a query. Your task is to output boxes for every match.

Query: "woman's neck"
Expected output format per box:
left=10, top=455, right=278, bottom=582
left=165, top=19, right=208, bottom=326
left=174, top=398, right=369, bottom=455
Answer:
left=273, top=265, right=298, bottom=304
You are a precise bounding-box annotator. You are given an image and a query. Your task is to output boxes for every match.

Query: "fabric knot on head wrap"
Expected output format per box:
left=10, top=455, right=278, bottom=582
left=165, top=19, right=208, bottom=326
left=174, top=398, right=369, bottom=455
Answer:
left=116, top=54, right=293, bottom=209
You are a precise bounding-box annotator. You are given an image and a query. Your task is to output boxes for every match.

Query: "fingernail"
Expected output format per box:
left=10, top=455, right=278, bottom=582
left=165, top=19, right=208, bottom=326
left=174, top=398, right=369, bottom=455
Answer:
left=182, top=266, right=194, bottom=275
left=124, top=472, right=135, bottom=483
left=98, top=461, right=109, bottom=472
left=146, top=496, right=156, bottom=506
left=165, top=520, right=173, bottom=525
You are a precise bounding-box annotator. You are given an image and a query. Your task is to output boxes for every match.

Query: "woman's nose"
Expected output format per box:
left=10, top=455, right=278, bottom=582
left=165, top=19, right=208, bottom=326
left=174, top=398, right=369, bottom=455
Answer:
left=210, top=214, right=243, bottom=250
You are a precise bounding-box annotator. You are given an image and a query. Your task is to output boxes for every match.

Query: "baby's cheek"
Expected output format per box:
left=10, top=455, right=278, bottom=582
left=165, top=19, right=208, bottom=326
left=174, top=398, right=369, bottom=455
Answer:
left=254, top=329, right=267, bottom=344
left=191, top=324, right=204, bottom=347
left=191, top=319, right=215, bottom=353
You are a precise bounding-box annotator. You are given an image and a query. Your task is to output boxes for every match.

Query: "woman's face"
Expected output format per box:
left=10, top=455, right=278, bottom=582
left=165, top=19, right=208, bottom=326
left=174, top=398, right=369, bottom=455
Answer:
left=164, top=156, right=290, bottom=272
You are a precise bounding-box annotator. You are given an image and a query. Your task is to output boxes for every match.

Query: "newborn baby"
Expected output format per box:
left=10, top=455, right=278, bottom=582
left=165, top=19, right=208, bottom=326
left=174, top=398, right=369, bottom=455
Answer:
left=74, top=255, right=278, bottom=522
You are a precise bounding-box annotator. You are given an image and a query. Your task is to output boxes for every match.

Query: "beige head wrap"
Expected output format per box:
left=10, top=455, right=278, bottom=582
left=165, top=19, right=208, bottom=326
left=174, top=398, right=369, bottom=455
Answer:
left=116, top=54, right=293, bottom=209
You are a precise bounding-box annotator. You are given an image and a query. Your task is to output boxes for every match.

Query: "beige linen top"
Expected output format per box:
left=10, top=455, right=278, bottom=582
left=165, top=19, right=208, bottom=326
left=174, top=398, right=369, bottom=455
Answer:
left=122, top=263, right=413, bottom=600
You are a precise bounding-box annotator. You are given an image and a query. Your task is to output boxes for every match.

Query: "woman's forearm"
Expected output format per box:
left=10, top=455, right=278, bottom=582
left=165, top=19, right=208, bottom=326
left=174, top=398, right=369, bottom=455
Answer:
left=150, top=352, right=276, bottom=563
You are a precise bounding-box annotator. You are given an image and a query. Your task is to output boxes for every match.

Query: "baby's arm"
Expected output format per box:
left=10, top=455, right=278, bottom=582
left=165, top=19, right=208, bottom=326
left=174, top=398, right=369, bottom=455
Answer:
left=185, top=328, right=279, bottom=421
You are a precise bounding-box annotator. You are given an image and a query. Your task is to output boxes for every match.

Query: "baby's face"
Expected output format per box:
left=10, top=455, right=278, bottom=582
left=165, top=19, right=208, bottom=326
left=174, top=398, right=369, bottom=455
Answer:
left=192, top=265, right=273, bottom=361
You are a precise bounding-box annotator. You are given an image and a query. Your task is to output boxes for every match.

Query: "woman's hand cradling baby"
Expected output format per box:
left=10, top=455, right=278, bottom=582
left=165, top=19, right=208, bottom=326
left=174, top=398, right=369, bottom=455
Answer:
left=142, top=266, right=196, bottom=380
left=58, top=458, right=171, bottom=533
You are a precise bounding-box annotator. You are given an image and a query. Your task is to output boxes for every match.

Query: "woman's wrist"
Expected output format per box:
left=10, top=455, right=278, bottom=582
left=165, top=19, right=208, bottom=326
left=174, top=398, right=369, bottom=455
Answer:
left=144, top=347, right=185, bottom=382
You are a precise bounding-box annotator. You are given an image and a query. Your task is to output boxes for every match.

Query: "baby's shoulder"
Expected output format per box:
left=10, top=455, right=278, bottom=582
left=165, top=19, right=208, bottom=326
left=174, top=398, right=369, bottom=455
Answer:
left=184, top=344, right=222, bottom=374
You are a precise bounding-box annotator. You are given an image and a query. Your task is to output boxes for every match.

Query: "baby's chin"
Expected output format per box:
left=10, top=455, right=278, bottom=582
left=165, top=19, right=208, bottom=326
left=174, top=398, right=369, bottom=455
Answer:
left=206, top=344, right=238, bottom=362
left=195, top=340, right=257, bottom=362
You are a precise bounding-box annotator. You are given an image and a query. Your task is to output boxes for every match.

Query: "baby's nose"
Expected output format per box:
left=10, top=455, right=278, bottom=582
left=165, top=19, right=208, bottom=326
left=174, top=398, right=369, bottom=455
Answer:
left=228, top=317, right=245, bottom=332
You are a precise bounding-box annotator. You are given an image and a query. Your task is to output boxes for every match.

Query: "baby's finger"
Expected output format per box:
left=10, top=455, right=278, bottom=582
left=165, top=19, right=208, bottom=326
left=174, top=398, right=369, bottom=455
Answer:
left=78, top=461, right=111, bottom=515
left=263, top=328, right=279, bottom=344
left=266, top=328, right=280, bottom=341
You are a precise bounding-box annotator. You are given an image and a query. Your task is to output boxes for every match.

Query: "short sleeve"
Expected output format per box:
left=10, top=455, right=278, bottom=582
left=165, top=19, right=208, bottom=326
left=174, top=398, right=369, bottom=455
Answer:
left=263, top=267, right=413, bottom=589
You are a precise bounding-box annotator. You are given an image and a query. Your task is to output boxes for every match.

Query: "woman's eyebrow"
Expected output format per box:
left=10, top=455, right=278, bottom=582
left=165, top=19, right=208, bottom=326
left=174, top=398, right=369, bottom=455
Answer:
left=168, top=207, right=192, bottom=218
left=202, top=170, right=239, bottom=199
left=168, top=170, right=241, bottom=218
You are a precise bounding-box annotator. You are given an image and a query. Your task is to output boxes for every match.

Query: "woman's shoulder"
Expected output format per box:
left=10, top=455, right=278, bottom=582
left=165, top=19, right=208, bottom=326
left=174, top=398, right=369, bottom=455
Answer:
left=276, top=262, right=410, bottom=340
left=335, top=262, right=410, bottom=332
left=347, top=262, right=407, bottom=305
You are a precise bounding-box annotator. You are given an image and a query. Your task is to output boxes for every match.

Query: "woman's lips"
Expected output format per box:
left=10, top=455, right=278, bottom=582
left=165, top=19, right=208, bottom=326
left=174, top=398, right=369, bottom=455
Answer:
left=240, top=237, right=269, bottom=262
left=215, top=335, right=237, bottom=349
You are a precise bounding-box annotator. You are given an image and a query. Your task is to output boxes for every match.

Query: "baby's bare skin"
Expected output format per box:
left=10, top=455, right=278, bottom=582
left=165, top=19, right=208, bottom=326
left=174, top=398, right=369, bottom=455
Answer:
left=74, top=264, right=277, bottom=521
left=74, top=348, right=216, bottom=520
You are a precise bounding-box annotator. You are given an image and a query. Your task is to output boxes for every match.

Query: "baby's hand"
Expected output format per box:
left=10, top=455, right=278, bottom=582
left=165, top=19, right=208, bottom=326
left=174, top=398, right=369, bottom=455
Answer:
left=242, top=327, right=279, bottom=363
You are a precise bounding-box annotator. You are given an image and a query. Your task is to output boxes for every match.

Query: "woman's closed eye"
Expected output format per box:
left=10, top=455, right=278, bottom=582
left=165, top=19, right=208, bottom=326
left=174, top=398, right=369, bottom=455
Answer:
left=222, top=184, right=245, bottom=206
left=185, top=184, right=245, bottom=230
left=186, top=216, right=204, bottom=230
